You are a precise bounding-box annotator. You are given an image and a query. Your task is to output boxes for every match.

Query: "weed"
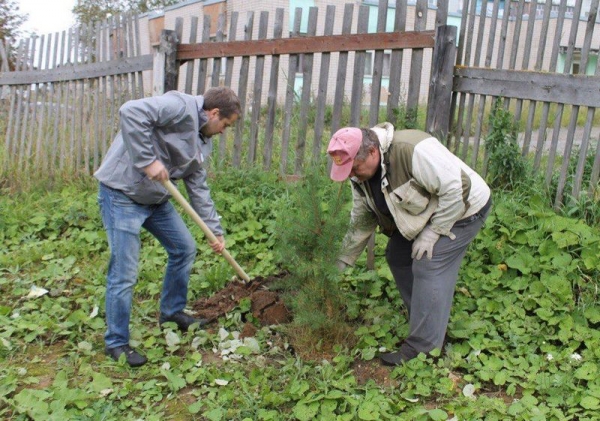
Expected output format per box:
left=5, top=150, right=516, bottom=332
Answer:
left=485, top=98, right=529, bottom=190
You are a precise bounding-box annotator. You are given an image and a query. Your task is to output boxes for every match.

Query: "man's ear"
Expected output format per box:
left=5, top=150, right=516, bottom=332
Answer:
left=206, top=108, right=220, bottom=119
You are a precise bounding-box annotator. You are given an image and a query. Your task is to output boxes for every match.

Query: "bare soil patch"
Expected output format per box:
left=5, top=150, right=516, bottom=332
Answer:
left=352, top=359, right=399, bottom=388
left=191, top=274, right=291, bottom=325
left=190, top=273, right=400, bottom=388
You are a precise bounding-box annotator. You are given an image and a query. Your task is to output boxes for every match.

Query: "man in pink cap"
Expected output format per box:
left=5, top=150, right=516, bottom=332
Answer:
left=327, top=123, right=492, bottom=366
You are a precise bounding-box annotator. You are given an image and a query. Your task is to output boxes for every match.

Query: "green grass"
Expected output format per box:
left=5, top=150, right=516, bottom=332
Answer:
left=0, top=169, right=599, bottom=420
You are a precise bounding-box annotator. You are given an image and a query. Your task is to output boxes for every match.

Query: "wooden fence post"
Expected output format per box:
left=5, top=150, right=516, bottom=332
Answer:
left=426, top=24, right=457, bottom=141
left=152, top=29, right=178, bottom=96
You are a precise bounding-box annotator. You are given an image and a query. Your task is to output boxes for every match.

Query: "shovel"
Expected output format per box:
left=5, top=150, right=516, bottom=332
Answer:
left=162, top=179, right=251, bottom=282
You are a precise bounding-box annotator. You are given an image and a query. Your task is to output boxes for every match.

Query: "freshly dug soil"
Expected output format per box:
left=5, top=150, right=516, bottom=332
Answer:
left=191, top=274, right=291, bottom=325
left=190, top=272, right=398, bottom=388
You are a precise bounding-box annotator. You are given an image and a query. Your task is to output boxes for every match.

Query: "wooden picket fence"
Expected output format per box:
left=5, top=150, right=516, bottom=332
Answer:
left=153, top=0, right=454, bottom=175
left=0, top=14, right=152, bottom=177
left=452, top=0, right=600, bottom=204
left=0, top=0, right=599, bottom=203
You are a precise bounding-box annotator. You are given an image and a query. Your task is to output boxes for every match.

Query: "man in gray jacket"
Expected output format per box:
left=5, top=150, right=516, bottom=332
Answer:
left=95, top=87, right=241, bottom=366
left=327, top=124, right=491, bottom=366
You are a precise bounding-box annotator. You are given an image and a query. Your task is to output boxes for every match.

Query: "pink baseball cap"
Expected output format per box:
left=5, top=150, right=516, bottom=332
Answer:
left=327, top=128, right=362, bottom=181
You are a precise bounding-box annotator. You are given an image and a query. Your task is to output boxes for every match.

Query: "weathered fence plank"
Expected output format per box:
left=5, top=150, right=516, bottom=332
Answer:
left=294, top=7, right=318, bottom=174
left=152, top=29, right=178, bottom=95
left=369, top=0, right=388, bottom=127
left=220, top=12, right=239, bottom=161
left=263, top=8, right=284, bottom=171
left=280, top=8, right=301, bottom=174
left=350, top=6, right=369, bottom=127
left=248, top=11, right=269, bottom=165
left=177, top=31, right=435, bottom=59
left=331, top=3, right=354, bottom=135
left=312, top=5, right=335, bottom=165
left=232, top=12, right=254, bottom=167
left=211, top=13, right=226, bottom=88
left=556, top=0, right=600, bottom=205
left=426, top=25, right=457, bottom=140
left=183, top=16, right=199, bottom=94
left=406, top=0, right=428, bottom=126
left=195, top=15, right=211, bottom=95
left=386, top=0, right=407, bottom=125
left=453, top=68, right=600, bottom=108
left=544, top=0, right=583, bottom=187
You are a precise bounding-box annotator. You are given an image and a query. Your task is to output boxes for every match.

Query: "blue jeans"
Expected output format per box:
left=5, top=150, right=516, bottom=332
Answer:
left=98, top=183, right=196, bottom=349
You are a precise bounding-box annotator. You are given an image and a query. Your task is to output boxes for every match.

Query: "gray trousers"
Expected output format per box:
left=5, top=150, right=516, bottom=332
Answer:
left=385, top=203, right=490, bottom=359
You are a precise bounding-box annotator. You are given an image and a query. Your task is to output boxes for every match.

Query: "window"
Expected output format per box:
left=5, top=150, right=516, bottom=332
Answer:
left=364, top=51, right=391, bottom=77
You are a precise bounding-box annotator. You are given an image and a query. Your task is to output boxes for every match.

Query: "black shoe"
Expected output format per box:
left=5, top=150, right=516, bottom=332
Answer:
left=159, top=311, right=208, bottom=331
left=379, top=351, right=407, bottom=367
left=105, top=345, right=147, bottom=367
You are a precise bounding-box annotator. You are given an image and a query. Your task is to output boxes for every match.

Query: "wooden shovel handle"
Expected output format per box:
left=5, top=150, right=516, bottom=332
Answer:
left=162, top=180, right=250, bottom=282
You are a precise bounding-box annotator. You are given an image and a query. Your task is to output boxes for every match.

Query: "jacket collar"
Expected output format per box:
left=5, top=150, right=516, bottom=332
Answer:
left=371, top=122, right=395, bottom=184
left=371, top=122, right=395, bottom=154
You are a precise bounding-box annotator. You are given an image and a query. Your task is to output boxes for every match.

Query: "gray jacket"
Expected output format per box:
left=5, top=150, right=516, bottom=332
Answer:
left=94, top=90, right=224, bottom=235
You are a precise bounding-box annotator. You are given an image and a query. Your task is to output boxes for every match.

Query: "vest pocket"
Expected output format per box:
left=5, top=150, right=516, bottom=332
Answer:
left=389, top=179, right=431, bottom=215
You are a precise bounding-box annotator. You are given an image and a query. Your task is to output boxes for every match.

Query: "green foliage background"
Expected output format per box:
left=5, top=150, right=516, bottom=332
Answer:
left=0, top=168, right=599, bottom=420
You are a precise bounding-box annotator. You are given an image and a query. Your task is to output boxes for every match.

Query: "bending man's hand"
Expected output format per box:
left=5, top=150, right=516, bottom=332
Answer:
left=143, top=160, right=169, bottom=182
left=411, top=226, right=441, bottom=260
left=209, top=235, right=225, bottom=254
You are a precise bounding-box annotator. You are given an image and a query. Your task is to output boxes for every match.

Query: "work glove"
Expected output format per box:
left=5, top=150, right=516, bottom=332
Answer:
left=411, top=226, right=441, bottom=260
left=336, top=260, right=348, bottom=272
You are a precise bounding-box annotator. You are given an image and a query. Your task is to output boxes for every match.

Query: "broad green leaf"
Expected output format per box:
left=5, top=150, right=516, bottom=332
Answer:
left=551, top=231, right=580, bottom=248
left=324, top=390, right=345, bottom=400
left=551, top=252, right=573, bottom=268
left=257, top=409, right=279, bottom=420
left=574, top=363, right=598, bottom=380
left=357, top=401, right=380, bottom=420
left=581, top=247, right=600, bottom=270
left=361, top=347, right=376, bottom=360
left=320, top=399, right=338, bottom=416
left=541, top=273, right=572, bottom=299
left=163, top=370, right=186, bottom=391
left=493, top=370, right=508, bottom=385
left=428, top=408, right=448, bottom=421
left=90, top=372, right=113, bottom=393
left=506, top=253, right=536, bottom=274
left=188, top=400, right=203, bottom=414
left=584, top=307, right=600, bottom=324
left=234, top=346, right=252, bottom=356
left=580, top=396, right=600, bottom=410
left=293, top=402, right=319, bottom=421
left=14, top=389, right=51, bottom=417
left=203, top=408, right=224, bottom=421
left=289, top=380, right=310, bottom=398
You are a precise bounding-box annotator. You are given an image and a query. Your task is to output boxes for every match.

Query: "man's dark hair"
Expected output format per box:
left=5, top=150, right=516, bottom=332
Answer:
left=355, top=128, right=380, bottom=160
left=202, top=87, right=242, bottom=119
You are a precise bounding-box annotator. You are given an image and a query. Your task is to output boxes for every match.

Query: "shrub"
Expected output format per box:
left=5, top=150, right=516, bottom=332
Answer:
left=273, top=165, right=355, bottom=357
left=485, top=98, right=529, bottom=190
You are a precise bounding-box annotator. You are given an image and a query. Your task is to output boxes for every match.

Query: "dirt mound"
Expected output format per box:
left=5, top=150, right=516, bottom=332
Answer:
left=191, top=274, right=291, bottom=325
